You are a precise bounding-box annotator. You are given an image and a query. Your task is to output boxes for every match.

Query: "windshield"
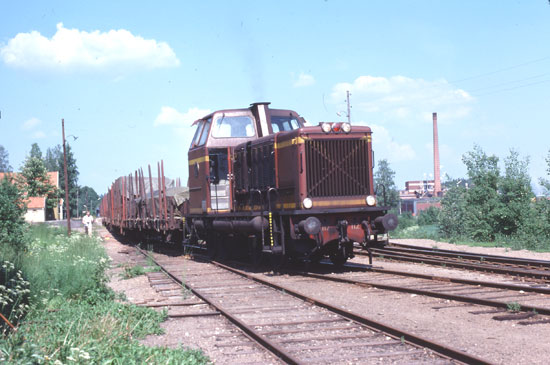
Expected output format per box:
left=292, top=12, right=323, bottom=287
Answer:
left=270, top=115, right=300, bottom=133
left=211, top=115, right=255, bottom=138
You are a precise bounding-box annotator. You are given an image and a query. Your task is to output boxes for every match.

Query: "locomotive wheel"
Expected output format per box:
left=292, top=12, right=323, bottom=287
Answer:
left=329, top=252, right=347, bottom=267
left=329, top=244, right=348, bottom=267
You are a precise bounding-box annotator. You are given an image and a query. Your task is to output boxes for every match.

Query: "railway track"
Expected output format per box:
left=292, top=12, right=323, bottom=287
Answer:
left=136, top=247, right=491, bottom=364
left=355, top=242, right=550, bottom=282
left=290, top=262, right=550, bottom=322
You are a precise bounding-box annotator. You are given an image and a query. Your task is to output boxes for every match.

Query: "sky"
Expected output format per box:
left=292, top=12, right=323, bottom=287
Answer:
left=1, top=1, right=550, bottom=195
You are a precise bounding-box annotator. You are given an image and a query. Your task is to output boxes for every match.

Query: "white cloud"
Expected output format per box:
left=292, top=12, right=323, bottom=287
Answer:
left=22, top=117, right=41, bottom=130
left=368, top=123, right=417, bottom=162
left=31, top=131, right=46, bottom=139
left=1, top=23, right=180, bottom=72
left=293, top=72, right=315, bottom=87
left=154, top=106, right=211, bottom=127
left=331, top=75, right=474, bottom=124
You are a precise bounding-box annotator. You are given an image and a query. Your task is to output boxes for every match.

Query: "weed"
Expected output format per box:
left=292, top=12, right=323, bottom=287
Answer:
left=122, top=264, right=146, bottom=279
left=400, top=335, right=405, bottom=345
left=506, top=302, right=521, bottom=312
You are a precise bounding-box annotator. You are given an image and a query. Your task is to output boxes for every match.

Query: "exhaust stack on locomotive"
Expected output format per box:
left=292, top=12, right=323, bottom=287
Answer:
left=101, top=102, right=398, bottom=266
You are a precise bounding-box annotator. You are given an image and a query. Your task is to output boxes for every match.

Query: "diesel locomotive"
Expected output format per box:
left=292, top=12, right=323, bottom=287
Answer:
left=101, top=102, right=398, bottom=265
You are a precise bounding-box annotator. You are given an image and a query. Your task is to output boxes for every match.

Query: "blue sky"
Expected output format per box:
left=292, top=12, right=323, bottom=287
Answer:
left=1, top=1, right=549, bottom=195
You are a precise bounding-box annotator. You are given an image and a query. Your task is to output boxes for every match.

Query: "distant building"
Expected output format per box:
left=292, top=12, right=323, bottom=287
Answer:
left=399, top=179, right=436, bottom=200
left=399, top=179, right=442, bottom=216
left=0, top=171, right=63, bottom=223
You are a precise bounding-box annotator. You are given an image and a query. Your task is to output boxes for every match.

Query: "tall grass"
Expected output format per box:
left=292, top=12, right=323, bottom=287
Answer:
left=0, top=225, right=209, bottom=364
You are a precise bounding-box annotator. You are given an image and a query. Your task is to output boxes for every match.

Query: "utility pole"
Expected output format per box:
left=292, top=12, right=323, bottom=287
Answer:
left=346, top=90, right=351, bottom=123
left=62, top=119, right=71, bottom=236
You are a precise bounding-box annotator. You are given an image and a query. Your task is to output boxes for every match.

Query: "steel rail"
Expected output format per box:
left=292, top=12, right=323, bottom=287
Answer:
left=357, top=250, right=550, bottom=281
left=387, top=242, right=550, bottom=267
left=341, top=263, right=550, bottom=295
left=211, top=261, right=492, bottom=365
left=292, top=267, right=550, bottom=316
left=136, top=247, right=302, bottom=365
left=374, top=246, right=550, bottom=270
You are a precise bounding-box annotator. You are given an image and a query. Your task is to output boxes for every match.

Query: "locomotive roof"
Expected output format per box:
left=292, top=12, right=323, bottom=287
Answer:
left=191, top=102, right=302, bottom=125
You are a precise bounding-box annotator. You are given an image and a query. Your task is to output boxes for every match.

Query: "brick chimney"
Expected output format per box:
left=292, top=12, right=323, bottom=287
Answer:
left=433, top=112, right=441, bottom=197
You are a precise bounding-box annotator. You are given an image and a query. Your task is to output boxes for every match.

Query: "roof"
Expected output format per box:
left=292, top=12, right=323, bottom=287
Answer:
left=26, top=196, right=46, bottom=209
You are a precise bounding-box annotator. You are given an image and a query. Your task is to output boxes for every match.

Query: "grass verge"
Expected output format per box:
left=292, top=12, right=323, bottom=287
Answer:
left=0, top=224, right=209, bottom=364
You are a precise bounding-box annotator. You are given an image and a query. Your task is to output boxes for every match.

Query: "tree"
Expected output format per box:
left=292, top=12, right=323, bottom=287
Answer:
left=77, top=186, right=99, bottom=216
left=540, top=149, right=550, bottom=195
left=0, top=145, right=11, bottom=172
left=462, top=145, right=501, bottom=240
left=497, top=150, right=533, bottom=236
left=29, top=143, right=42, bottom=160
left=17, top=154, right=60, bottom=212
left=439, top=185, right=467, bottom=238
left=58, top=143, right=79, bottom=217
left=44, top=145, right=62, bottom=172
left=0, top=175, right=27, bottom=253
left=373, top=159, right=400, bottom=208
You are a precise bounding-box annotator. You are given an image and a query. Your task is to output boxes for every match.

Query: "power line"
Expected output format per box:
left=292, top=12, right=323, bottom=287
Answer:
left=468, top=73, right=547, bottom=93
left=450, top=56, right=550, bottom=84
left=472, top=78, right=550, bottom=97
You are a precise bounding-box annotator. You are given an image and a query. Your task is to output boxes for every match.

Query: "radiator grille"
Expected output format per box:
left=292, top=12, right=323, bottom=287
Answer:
left=305, top=139, right=370, bottom=197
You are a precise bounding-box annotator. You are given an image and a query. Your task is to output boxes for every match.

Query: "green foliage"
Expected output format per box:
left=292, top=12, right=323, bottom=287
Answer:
left=78, top=186, right=99, bottom=216
left=0, top=225, right=209, bottom=364
left=1, top=261, right=30, bottom=334
left=395, top=211, right=415, bottom=230
left=540, top=150, right=550, bottom=195
left=0, top=145, right=11, bottom=173
left=496, top=150, right=533, bottom=236
left=506, top=302, right=521, bottom=312
left=44, top=145, right=61, bottom=173
left=23, top=225, right=110, bottom=303
left=0, top=299, right=208, bottom=364
left=0, top=176, right=27, bottom=257
left=417, top=206, right=440, bottom=226
left=439, top=185, right=467, bottom=238
left=17, top=154, right=61, bottom=211
left=462, top=145, right=501, bottom=240
left=374, top=159, right=400, bottom=208
left=58, top=144, right=80, bottom=217
left=29, top=143, right=42, bottom=160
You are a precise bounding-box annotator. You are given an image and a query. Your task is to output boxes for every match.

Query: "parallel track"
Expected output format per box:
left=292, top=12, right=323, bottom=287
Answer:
left=292, top=262, right=550, bottom=318
left=137, top=247, right=491, bottom=364
left=355, top=243, right=550, bottom=282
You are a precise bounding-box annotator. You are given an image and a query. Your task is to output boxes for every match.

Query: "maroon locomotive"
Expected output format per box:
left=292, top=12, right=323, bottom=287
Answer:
left=101, top=102, right=397, bottom=265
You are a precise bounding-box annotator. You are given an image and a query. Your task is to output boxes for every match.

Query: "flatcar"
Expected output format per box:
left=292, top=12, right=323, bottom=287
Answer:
left=101, top=102, right=398, bottom=265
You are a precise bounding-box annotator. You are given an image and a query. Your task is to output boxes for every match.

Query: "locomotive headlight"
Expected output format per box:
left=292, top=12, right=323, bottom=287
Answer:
left=303, top=197, right=313, bottom=209
left=341, top=122, right=351, bottom=133
left=366, top=195, right=376, bottom=206
left=332, top=123, right=342, bottom=132
left=320, top=122, right=332, bottom=133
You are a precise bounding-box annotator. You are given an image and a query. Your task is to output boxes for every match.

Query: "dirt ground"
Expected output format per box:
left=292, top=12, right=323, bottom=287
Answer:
left=98, top=224, right=550, bottom=364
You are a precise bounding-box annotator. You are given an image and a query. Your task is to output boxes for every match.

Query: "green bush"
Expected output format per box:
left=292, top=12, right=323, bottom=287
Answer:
left=0, top=177, right=27, bottom=260
left=417, top=206, right=440, bottom=226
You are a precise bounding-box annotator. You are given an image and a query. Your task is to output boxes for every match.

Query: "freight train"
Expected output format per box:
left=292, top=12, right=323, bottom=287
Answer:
left=101, top=102, right=398, bottom=266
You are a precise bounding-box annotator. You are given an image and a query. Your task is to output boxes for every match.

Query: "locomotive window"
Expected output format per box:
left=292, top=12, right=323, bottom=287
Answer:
left=271, top=115, right=300, bottom=133
left=211, top=115, right=255, bottom=138
left=190, top=121, right=205, bottom=148
left=197, top=118, right=211, bottom=146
